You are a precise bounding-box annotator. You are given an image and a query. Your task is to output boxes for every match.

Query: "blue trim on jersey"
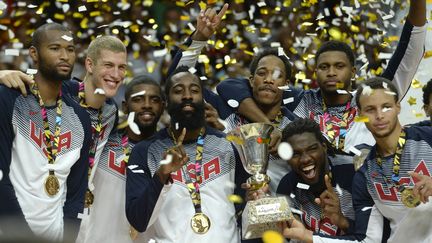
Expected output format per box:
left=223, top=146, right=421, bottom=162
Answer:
left=0, top=85, right=33, bottom=235
left=381, top=21, right=414, bottom=84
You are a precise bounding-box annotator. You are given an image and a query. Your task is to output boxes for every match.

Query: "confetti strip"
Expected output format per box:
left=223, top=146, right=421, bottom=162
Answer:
left=160, top=154, right=173, bottom=165
left=337, top=90, right=349, bottom=94
left=131, top=169, right=145, bottom=174
left=354, top=116, right=370, bottom=123
left=26, top=68, right=38, bottom=75
left=128, top=112, right=141, bottom=135
left=5, top=49, right=19, bottom=56
left=296, top=182, right=310, bottom=190
left=61, top=35, right=73, bottom=42
left=382, top=107, right=392, bottom=113
left=349, top=146, right=362, bottom=156
left=0, top=169, right=3, bottom=181
left=283, top=97, right=294, bottom=104
left=78, top=5, right=87, bottom=12
left=130, top=90, right=146, bottom=98
left=128, top=165, right=138, bottom=170
left=361, top=207, right=373, bottom=212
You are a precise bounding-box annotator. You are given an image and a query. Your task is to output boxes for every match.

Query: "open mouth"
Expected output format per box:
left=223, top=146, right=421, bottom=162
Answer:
left=301, top=164, right=316, bottom=180
left=104, top=79, right=119, bottom=89
left=182, top=104, right=195, bottom=112
left=138, top=112, right=155, bottom=121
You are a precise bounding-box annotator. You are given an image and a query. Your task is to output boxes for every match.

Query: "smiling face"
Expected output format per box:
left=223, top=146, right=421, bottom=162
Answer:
left=30, top=30, right=76, bottom=82
left=124, top=83, right=164, bottom=130
left=359, top=88, right=401, bottom=138
left=316, top=51, right=355, bottom=94
left=249, top=55, right=288, bottom=108
left=86, top=49, right=127, bottom=98
left=287, top=132, right=328, bottom=185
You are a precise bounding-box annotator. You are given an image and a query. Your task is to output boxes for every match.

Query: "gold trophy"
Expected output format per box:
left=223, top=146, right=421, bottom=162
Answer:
left=227, top=123, right=293, bottom=240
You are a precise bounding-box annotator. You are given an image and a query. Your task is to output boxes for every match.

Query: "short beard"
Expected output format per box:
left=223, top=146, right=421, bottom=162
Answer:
left=167, top=100, right=205, bottom=130
left=39, top=57, right=72, bottom=82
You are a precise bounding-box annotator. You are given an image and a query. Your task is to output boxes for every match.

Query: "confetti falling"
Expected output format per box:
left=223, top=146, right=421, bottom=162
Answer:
left=407, top=97, right=417, bottom=106
left=227, top=99, right=239, bottom=108
left=354, top=116, right=370, bottom=123
left=127, top=112, right=141, bottom=135
left=262, top=230, right=284, bottom=243
left=130, top=90, right=146, bottom=98
left=94, top=88, right=106, bottom=95
left=227, top=194, right=243, bottom=204
left=296, top=182, right=310, bottom=190
left=160, top=154, right=173, bottom=165
left=277, top=142, right=293, bottom=160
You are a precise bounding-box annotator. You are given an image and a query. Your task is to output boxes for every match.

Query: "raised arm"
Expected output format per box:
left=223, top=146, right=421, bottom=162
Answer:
left=168, top=4, right=229, bottom=73
left=381, top=0, right=426, bottom=100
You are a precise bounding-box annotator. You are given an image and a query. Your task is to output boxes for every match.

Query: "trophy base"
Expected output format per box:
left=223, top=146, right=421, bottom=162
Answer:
left=242, top=196, right=293, bottom=240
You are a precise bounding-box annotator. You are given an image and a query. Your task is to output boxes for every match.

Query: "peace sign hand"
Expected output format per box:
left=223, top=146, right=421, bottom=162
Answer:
left=409, top=171, right=432, bottom=204
left=156, top=128, right=189, bottom=183
left=315, top=174, right=350, bottom=231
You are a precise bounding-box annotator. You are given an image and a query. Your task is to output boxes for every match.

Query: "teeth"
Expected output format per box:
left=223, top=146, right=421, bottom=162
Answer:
left=302, top=165, right=315, bottom=171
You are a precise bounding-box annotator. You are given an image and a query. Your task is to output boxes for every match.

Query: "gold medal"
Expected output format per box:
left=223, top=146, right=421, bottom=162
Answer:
left=44, top=173, right=60, bottom=196
left=84, top=190, right=94, bottom=208
left=400, top=187, right=421, bottom=208
left=190, top=213, right=211, bottom=234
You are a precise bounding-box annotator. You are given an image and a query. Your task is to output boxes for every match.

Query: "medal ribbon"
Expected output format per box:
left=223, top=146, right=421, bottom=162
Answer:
left=376, top=129, right=406, bottom=186
left=322, top=101, right=353, bottom=151
left=170, top=128, right=205, bottom=213
left=121, top=133, right=131, bottom=164
left=78, top=82, right=103, bottom=169
left=30, top=83, right=62, bottom=165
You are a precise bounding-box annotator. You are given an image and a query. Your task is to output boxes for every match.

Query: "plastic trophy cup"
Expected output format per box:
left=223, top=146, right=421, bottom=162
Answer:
left=227, top=123, right=293, bottom=240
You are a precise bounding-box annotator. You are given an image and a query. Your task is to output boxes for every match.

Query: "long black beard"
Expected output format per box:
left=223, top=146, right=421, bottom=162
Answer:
left=167, top=100, right=205, bottom=130
left=39, top=57, right=72, bottom=82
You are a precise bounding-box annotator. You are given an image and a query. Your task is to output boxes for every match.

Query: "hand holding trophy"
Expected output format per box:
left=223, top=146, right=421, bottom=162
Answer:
left=227, top=123, right=293, bottom=240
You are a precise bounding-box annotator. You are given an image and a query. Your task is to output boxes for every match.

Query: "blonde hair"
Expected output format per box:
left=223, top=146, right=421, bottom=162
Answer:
left=86, top=36, right=126, bottom=64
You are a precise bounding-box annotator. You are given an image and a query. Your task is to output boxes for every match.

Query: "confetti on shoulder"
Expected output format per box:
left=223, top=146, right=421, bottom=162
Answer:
left=278, top=85, right=290, bottom=90
left=26, top=68, right=38, bottom=75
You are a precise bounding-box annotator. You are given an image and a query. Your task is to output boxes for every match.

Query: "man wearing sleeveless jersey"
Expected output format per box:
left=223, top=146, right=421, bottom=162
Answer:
left=283, top=78, right=432, bottom=242
left=0, top=23, right=92, bottom=242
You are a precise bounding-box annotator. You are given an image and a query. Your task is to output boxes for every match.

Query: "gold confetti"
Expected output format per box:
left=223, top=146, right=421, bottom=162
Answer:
left=227, top=194, right=243, bottom=204
left=198, top=1, right=207, bottom=10
left=54, top=13, right=65, bottom=20
left=262, top=230, right=284, bottom=243
left=336, top=82, right=345, bottom=89
left=354, top=116, right=370, bottom=123
left=424, top=51, right=432, bottom=59
left=411, top=79, right=423, bottom=89
left=407, top=96, right=417, bottom=106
